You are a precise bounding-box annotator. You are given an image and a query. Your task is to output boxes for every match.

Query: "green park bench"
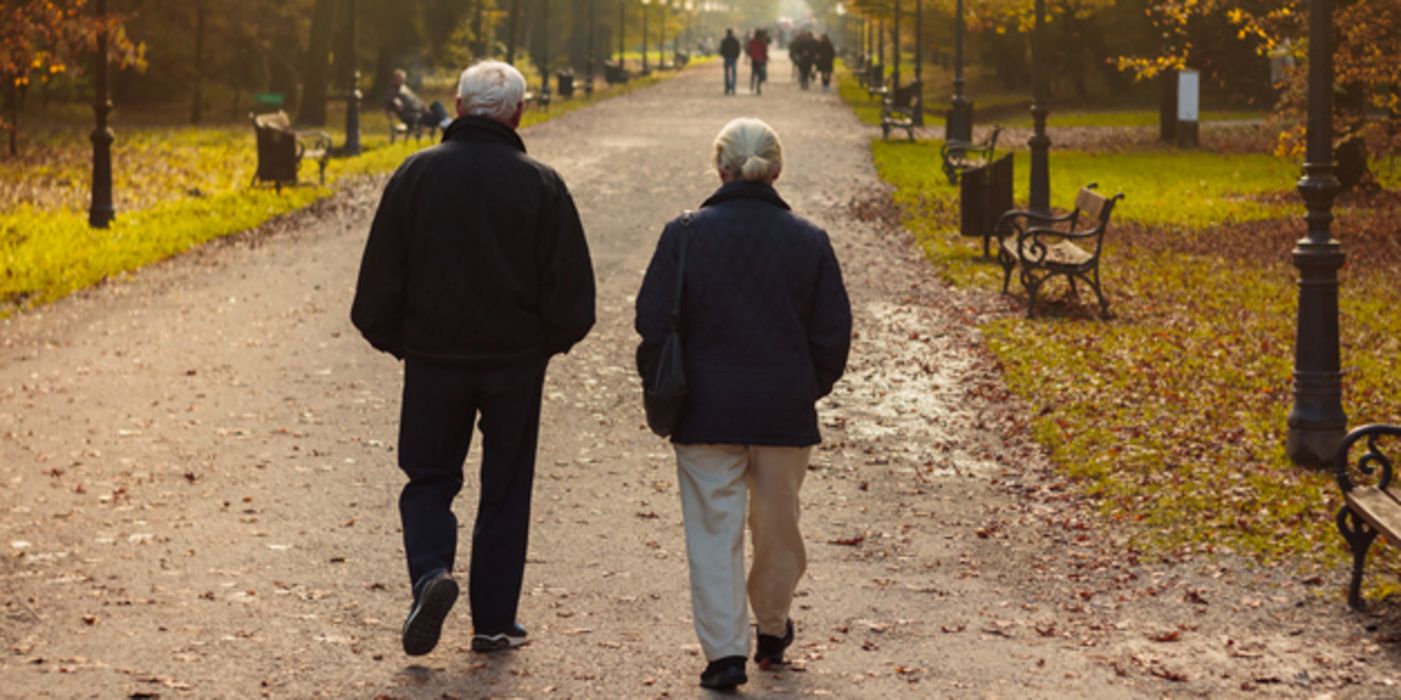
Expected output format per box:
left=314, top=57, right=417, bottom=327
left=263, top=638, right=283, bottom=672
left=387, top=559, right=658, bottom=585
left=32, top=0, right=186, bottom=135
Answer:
left=250, top=110, right=331, bottom=191
left=994, top=183, right=1124, bottom=319
left=880, top=80, right=921, bottom=143
left=940, top=125, right=1002, bottom=186
left=1335, top=424, right=1401, bottom=609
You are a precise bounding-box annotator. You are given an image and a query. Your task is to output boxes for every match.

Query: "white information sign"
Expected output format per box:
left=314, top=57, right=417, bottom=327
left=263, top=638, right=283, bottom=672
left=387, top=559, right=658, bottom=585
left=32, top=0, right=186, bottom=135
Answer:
left=1177, top=69, right=1200, bottom=122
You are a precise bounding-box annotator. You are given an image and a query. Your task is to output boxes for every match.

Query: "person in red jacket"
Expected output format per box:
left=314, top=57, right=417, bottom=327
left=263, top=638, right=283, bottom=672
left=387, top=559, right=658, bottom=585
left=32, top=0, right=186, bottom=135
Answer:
left=746, top=29, right=769, bottom=95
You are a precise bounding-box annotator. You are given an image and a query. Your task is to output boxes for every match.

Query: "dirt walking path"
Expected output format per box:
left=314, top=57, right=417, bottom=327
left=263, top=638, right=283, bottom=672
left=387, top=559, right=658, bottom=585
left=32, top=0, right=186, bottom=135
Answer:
left=4, top=55, right=1400, bottom=699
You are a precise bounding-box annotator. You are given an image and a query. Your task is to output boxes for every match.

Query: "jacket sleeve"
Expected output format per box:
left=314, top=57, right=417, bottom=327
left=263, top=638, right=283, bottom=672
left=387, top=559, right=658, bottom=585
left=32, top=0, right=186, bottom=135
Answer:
left=538, top=179, right=597, bottom=355
left=350, top=167, right=411, bottom=359
left=634, top=223, right=679, bottom=382
left=808, top=231, right=852, bottom=398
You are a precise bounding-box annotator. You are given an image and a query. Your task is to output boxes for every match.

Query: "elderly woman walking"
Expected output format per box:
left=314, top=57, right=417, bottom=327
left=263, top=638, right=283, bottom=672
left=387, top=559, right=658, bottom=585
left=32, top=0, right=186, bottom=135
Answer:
left=635, top=117, right=852, bottom=690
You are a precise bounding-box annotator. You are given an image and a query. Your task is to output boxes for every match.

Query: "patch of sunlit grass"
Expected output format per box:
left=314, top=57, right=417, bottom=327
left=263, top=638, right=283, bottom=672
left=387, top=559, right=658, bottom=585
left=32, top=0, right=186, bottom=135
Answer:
left=0, top=70, right=682, bottom=314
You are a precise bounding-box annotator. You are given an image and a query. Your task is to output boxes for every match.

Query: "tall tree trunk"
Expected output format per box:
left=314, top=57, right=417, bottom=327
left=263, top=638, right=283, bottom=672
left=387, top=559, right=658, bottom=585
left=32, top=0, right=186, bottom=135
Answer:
left=299, top=0, right=338, bottom=126
left=191, top=0, right=207, bottom=124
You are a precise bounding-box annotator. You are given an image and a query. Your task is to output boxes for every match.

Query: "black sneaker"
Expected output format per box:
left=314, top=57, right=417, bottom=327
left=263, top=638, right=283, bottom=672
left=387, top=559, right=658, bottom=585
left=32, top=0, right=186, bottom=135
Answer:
left=754, top=619, right=795, bottom=669
left=471, top=623, right=530, bottom=653
left=699, top=656, right=748, bottom=690
left=401, top=570, right=459, bottom=656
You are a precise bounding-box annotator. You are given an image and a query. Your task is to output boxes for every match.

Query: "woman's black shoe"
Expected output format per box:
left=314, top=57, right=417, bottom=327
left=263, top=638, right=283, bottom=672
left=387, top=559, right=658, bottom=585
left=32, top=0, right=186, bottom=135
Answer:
left=754, top=619, right=794, bottom=669
left=700, top=656, right=748, bottom=690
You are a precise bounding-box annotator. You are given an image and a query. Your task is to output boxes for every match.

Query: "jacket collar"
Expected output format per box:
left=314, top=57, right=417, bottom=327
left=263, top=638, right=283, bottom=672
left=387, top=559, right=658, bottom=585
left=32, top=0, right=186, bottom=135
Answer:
left=442, top=116, right=527, bottom=153
left=701, top=180, right=791, bottom=211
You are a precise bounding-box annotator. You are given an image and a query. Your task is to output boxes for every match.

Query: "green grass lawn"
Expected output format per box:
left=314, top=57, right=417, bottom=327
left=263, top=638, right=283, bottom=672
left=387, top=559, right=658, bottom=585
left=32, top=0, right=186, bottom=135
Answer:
left=862, top=127, right=1401, bottom=591
left=0, top=72, right=670, bottom=314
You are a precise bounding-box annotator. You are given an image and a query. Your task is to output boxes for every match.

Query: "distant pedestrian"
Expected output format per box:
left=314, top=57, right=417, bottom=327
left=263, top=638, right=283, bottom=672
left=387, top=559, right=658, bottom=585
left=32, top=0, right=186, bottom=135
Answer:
left=634, top=117, right=852, bottom=691
left=352, top=60, right=596, bottom=659
left=790, top=30, right=816, bottom=90
left=816, top=34, right=836, bottom=92
left=719, top=29, right=741, bottom=95
left=747, top=29, right=769, bottom=95
left=385, top=68, right=451, bottom=131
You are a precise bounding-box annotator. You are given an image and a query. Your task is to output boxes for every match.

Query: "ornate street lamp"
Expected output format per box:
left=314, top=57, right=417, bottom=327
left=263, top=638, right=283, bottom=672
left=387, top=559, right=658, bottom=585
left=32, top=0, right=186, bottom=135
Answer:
left=641, top=0, right=650, bottom=75
left=891, top=0, right=901, bottom=92
left=1287, top=0, right=1345, bottom=466
left=912, top=0, right=923, bottom=125
left=539, top=0, right=552, bottom=103
left=619, top=0, right=626, bottom=67
left=946, top=0, right=972, bottom=141
left=659, top=0, right=668, bottom=69
left=89, top=0, right=115, bottom=229
left=1026, top=0, right=1051, bottom=214
left=587, top=0, right=596, bottom=94
left=342, top=0, right=362, bottom=156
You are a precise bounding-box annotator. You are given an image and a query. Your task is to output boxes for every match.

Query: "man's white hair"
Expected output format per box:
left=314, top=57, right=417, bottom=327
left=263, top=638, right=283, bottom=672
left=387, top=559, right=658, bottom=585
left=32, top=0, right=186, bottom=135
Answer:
left=457, top=61, right=527, bottom=124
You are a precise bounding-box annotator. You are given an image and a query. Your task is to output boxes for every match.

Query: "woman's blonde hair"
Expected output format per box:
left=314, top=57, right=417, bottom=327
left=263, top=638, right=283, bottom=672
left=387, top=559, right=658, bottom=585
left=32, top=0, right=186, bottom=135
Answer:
left=714, top=117, right=783, bottom=182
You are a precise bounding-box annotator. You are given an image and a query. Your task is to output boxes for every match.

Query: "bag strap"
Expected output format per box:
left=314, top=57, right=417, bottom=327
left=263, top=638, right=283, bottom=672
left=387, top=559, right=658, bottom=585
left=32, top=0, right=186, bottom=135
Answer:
left=668, top=212, right=692, bottom=331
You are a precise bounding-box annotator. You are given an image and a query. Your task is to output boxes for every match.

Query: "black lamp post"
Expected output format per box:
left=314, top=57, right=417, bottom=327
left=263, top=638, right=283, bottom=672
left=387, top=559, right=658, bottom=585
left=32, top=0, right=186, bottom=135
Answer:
left=946, top=0, right=972, bottom=141
left=642, top=0, right=650, bottom=74
left=1287, top=0, right=1345, bottom=466
left=539, top=0, right=552, bottom=103
left=891, top=0, right=901, bottom=92
left=1026, top=0, right=1051, bottom=214
left=618, top=0, right=626, bottom=68
left=586, top=0, right=596, bottom=94
left=877, top=15, right=884, bottom=81
left=659, top=0, right=668, bottom=69
left=912, top=0, right=922, bottom=125
left=89, top=0, right=115, bottom=229
left=342, top=0, right=361, bottom=156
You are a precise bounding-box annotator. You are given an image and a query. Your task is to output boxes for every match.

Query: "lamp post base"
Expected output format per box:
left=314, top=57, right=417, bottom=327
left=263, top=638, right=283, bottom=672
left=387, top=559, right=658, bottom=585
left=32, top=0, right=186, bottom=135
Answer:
left=1287, top=426, right=1346, bottom=468
left=946, top=99, right=973, bottom=142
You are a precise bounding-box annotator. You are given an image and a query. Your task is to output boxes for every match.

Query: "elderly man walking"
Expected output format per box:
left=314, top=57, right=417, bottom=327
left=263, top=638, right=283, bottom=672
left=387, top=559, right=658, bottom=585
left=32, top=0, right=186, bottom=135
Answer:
left=351, top=60, right=596, bottom=657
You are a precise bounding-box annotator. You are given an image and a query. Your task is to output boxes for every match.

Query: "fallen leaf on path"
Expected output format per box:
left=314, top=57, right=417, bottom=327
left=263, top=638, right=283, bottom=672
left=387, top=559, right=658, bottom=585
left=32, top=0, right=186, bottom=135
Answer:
left=828, top=534, right=865, bottom=546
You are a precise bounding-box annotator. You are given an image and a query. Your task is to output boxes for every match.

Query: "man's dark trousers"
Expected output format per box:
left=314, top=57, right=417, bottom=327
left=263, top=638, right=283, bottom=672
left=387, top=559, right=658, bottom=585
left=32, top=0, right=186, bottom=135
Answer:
left=397, top=357, right=547, bottom=634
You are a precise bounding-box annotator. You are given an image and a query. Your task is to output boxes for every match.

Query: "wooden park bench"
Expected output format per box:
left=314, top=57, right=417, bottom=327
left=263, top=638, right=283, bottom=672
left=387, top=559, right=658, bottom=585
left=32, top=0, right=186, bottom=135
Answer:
left=1335, top=423, right=1401, bottom=609
left=880, top=80, right=921, bottom=142
left=250, top=111, right=330, bottom=192
left=940, top=125, right=1002, bottom=185
left=994, top=183, right=1124, bottom=318
left=604, top=61, right=630, bottom=85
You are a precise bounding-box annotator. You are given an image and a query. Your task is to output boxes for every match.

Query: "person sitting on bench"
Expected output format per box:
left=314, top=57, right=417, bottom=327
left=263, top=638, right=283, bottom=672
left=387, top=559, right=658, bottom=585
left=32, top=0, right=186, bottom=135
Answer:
left=386, top=69, right=451, bottom=131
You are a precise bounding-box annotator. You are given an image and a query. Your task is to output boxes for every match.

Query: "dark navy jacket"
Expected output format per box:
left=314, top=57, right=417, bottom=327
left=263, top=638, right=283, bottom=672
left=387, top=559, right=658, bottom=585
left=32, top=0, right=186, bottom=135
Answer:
left=635, top=181, right=852, bottom=446
left=351, top=117, right=596, bottom=365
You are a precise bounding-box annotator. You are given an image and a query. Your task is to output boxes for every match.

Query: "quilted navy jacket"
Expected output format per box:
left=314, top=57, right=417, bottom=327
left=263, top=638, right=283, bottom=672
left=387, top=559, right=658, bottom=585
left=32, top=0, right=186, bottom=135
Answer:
left=635, top=181, right=852, bottom=446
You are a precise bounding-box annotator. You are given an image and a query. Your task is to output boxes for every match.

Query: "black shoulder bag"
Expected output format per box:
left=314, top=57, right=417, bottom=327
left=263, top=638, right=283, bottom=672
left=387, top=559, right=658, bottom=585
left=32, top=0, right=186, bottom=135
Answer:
left=643, top=215, right=690, bottom=437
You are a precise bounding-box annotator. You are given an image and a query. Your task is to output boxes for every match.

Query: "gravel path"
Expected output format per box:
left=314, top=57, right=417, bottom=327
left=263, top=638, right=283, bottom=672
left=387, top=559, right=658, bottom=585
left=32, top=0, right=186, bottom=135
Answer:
left=4, top=55, right=1401, bottom=699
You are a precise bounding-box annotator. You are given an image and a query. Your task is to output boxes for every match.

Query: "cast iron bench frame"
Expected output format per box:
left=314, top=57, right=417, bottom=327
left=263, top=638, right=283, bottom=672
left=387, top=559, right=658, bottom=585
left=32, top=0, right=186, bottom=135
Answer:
left=880, top=80, right=922, bottom=142
left=386, top=106, right=440, bottom=144
left=940, top=125, right=1002, bottom=186
left=994, top=183, right=1123, bottom=318
left=250, top=110, right=330, bottom=192
left=1336, top=424, right=1401, bottom=609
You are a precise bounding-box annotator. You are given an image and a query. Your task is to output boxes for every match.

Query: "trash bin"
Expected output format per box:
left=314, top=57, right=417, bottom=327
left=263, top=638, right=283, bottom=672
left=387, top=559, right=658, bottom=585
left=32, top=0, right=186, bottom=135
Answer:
left=556, top=71, right=575, bottom=99
left=959, top=152, right=1014, bottom=258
